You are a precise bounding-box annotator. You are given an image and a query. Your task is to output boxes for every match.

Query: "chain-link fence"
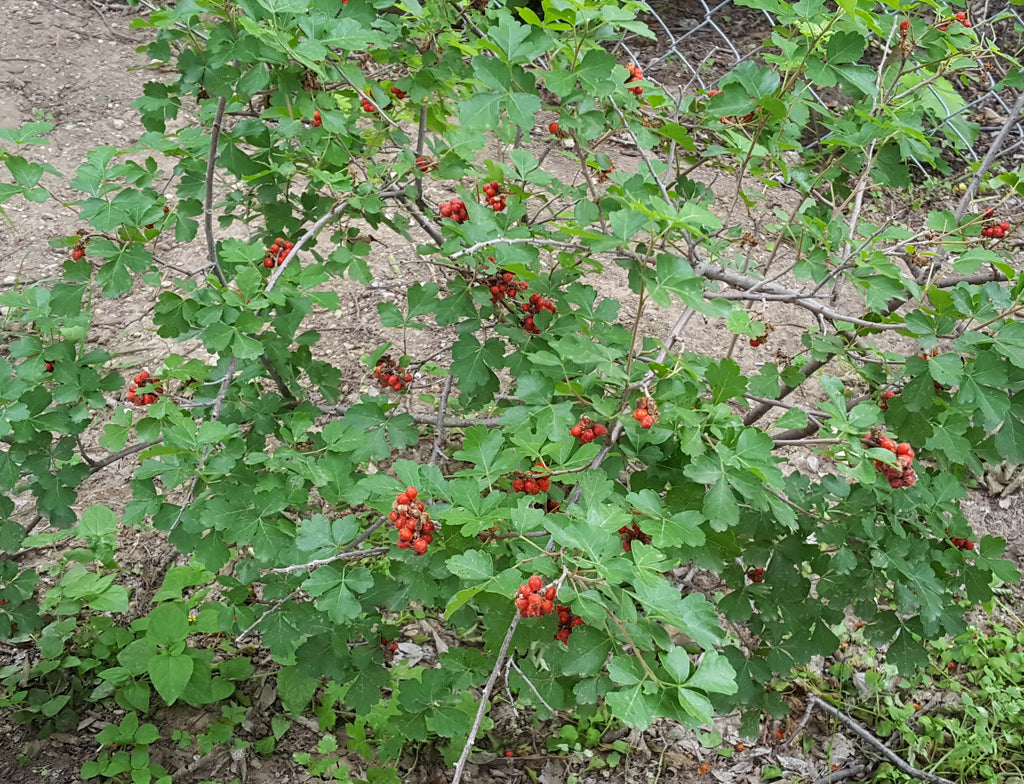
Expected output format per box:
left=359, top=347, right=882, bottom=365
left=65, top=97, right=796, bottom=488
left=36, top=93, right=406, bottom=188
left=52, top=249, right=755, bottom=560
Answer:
left=619, top=0, right=1024, bottom=171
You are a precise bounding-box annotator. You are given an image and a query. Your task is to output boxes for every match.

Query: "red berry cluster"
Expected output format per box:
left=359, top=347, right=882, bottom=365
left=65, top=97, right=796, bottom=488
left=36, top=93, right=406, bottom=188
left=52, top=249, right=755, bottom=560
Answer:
left=390, top=487, right=433, bottom=555
left=515, top=575, right=556, bottom=618
left=548, top=121, right=569, bottom=139
left=127, top=370, right=163, bottom=406
left=511, top=464, right=552, bottom=495
left=521, top=292, right=556, bottom=333
left=372, top=355, right=413, bottom=392
left=950, top=536, right=975, bottom=551
left=899, top=19, right=910, bottom=35
left=311, top=109, right=322, bottom=127
left=938, top=10, right=970, bottom=31
left=569, top=417, right=606, bottom=444
left=554, top=604, right=584, bottom=644
left=439, top=197, right=469, bottom=223
left=618, top=521, right=651, bottom=552
left=747, top=567, right=765, bottom=583
left=632, top=397, right=657, bottom=429
left=625, top=63, right=644, bottom=95
left=380, top=636, right=398, bottom=652
left=597, top=157, right=616, bottom=182
left=487, top=268, right=529, bottom=305
left=879, top=389, right=897, bottom=410
left=981, top=220, right=1011, bottom=239
left=415, top=155, right=436, bottom=173
left=865, top=432, right=917, bottom=488
left=263, top=237, right=294, bottom=268
left=482, top=180, right=507, bottom=212
left=390, top=86, right=406, bottom=99
left=71, top=245, right=86, bottom=260
left=361, top=97, right=376, bottom=112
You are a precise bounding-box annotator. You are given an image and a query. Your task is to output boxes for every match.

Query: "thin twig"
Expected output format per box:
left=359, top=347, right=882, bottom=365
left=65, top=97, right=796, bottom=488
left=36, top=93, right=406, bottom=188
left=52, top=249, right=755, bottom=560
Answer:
left=261, top=546, right=390, bottom=575
left=265, top=199, right=350, bottom=292
left=805, top=694, right=958, bottom=784
left=169, top=358, right=237, bottom=534
left=506, top=657, right=556, bottom=714
left=809, top=764, right=875, bottom=784
left=449, top=237, right=586, bottom=261
left=450, top=615, right=522, bottom=784
left=431, top=373, right=454, bottom=465
left=772, top=437, right=841, bottom=446
left=87, top=440, right=160, bottom=474
left=954, top=89, right=1024, bottom=221
left=204, top=96, right=228, bottom=285
left=236, top=589, right=300, bottom=643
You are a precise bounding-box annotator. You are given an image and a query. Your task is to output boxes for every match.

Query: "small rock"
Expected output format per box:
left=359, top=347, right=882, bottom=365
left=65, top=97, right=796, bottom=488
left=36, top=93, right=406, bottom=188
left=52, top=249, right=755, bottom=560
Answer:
left=112, top=119, right=124, bottom=130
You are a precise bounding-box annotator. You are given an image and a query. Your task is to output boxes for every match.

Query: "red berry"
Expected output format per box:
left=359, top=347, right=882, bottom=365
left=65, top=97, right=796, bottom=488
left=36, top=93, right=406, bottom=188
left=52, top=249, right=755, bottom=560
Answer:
left=544, top=586, right=556, bottom=601
left=512, top=478, right=525, bottom=492
left=877, top=435, right=897, bottom=452
left=549, top=121, right=560, bottom=135
left=263, top=258, right=274, bottom=268
left=528, top=575, right=543, bottom=592
left=524, top=479, right=539, bottom=495
left=412, top=538, right=429, bottom=555
left=579, top=430, right=595, bottom=444
left=570, top=424, right=583, bottom=438
left=592, top=424, right=607, bottom=437
left=405, top=486, right=417, bottom=500
left=641, top=415, right=655, bottom=429
left=312, top=109, right=322, bottom=127
left=44, top=361, right=54, bottom=373
left=1000, top=221, right=1011, bottom=231
left=899, top=19, right=910, bottom=32
left=71, top=248, right=86, bottom=260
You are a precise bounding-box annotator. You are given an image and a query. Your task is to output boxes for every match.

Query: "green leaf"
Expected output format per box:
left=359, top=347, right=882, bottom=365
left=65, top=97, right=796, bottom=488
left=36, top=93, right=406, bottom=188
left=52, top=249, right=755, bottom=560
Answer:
left=446, top=550, right=494, bottom=581
left=887, top=629, right=928, bottom=675
left=451, top=333, right=504, bottom=406
left=702, top=480, right=739, bottom=529
left=152, top=565, right=214, bottom=602
left=685, top=650, right=737, bottom=695
left=146, top=603, right=191, bottom=646
left=148, top=651, right=194, bottom=705
left=452, top=426, right=520, bottom=482
left=277, top=664, right=319, bottom=715
left=606, top=684, right=658, bottom=730
left=80, top=504, right=118, bottom=539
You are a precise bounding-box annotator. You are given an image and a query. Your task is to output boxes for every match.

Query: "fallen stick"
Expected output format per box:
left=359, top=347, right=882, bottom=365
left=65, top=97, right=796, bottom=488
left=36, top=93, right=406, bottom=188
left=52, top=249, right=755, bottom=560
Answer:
left=805, top=694, right=957, bottom=784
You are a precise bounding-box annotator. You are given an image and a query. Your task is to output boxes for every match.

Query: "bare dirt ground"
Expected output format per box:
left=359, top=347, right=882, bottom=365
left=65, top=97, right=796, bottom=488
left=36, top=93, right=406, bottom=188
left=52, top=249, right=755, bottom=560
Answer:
left=2, top=1, right=1023, bottom=783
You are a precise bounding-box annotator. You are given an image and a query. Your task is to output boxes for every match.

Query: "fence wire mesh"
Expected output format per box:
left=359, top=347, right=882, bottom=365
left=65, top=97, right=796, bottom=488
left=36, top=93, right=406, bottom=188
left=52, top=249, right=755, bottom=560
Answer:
left=618, top=0, right=1024, bottom=172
